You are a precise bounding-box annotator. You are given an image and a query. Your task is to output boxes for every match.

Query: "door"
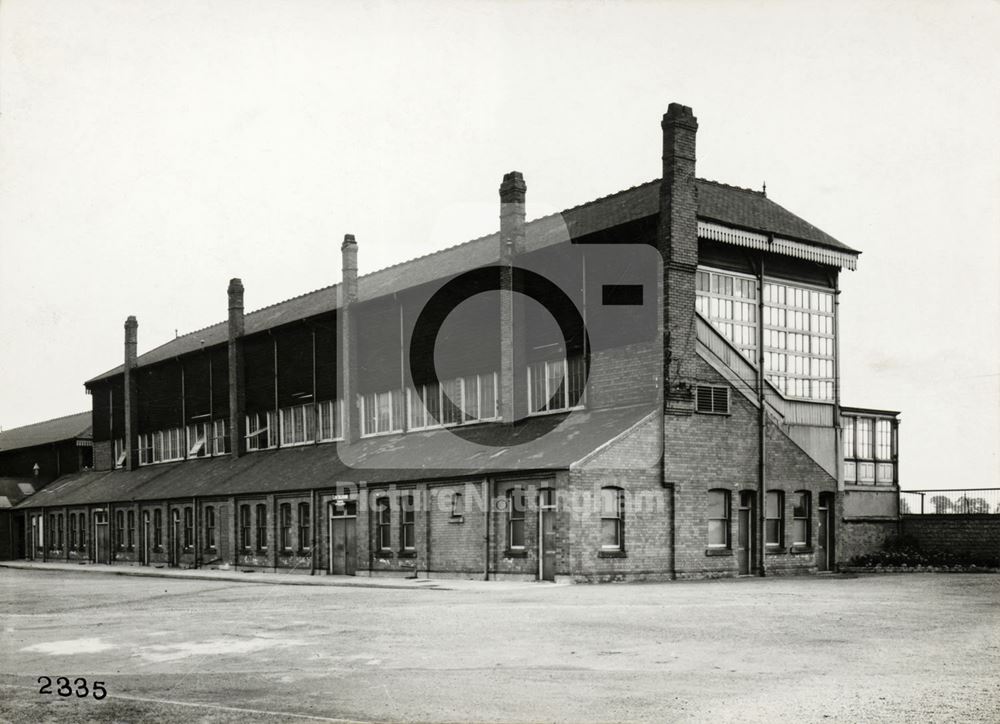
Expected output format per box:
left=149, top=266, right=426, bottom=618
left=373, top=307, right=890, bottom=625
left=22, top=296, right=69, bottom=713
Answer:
left=737, top=491, right=755, bottom=575
left=538, top=488, right=556, bottom=582
left=94, top=511, right=110, bottom=564
left=329, top=501, right=357, bottom=575
left=817, top=492, right=835, bottom=571
left=12, top=514, right=26, bottom=559
left=141, top=512, right=151, bottom=566
left=169, top=510, right=181, bottom=567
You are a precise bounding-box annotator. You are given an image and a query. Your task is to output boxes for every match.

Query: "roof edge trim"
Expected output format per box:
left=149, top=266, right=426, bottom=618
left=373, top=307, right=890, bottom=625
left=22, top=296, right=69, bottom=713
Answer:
left=698, top=221, right=858, bottom=270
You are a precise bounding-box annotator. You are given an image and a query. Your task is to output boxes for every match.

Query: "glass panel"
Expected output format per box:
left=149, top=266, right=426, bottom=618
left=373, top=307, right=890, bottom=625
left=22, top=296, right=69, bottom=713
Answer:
left=708, top=520, right=727, bottom=547
left=601, top=519, right=619, bottom=548
left=765, top=519, right=781, bottom=546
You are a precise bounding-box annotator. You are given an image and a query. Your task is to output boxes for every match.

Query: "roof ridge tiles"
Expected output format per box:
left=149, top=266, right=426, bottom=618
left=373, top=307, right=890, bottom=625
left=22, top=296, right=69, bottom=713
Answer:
left=1, top=410, right=90, bottom=433
left=695, top=177, right=766, bottom=196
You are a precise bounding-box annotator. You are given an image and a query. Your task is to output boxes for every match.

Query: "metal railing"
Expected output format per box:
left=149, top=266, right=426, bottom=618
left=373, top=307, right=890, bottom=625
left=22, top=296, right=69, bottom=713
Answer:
left=900, top=489, right=1000, bottom=515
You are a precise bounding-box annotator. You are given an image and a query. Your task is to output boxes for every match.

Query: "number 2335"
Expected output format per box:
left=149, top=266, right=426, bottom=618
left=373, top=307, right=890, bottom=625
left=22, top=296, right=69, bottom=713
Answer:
left=37, top=676, right=107, bottom=700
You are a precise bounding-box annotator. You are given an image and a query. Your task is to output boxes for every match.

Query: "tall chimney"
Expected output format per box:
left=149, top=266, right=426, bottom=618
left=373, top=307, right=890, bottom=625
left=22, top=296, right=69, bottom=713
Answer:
left=227, top=278, right=246, bottom=457
left=499, top=171, right=526, bottom=423
left=123, top=315, right=139, bottom=470
left=340, top=235, right=360, bottom=443
left=659, top=103, right=699, bottom=414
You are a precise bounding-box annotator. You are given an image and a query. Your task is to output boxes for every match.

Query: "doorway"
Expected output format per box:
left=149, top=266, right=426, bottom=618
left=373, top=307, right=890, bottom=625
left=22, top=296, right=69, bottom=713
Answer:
left=538, top=488, right=556, bottom=582
left=817, top=492, right=835, bottom=571
left=737, top=491, right=756, bottom=575
left=94, top=510, right=110, bottom=564
left=329, top=500, right=357, bottom=575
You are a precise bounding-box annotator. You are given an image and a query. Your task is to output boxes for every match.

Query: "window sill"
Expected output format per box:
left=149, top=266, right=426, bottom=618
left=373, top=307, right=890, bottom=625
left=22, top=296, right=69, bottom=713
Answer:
left=705, top=548, right=733, bottom=557
left=527, top=405, right=586, bottom=418
left=504, top=549, right=528, bottom=558
left=375, top=550, right=394, bottom=558
left=398, top=550, right=417, bottom=559
left=695, top=410, right=731, bottom=416
left=448, top=516, right=465, bottom=524
left=790, top=545, right=813, bottom=554
left=598, top=550, right=627, bottom=559
left=765, top=546, right=787, bottom=555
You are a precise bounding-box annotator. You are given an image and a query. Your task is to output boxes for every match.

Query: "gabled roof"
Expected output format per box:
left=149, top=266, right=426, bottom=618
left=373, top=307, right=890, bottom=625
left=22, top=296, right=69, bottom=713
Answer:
left=0, top=411, right=92, bottom=453
left=16, top=405, right=653, bottom=509
left=0, top=477, right=37, bottom=508
left=85, top=178, right=857, bottom=384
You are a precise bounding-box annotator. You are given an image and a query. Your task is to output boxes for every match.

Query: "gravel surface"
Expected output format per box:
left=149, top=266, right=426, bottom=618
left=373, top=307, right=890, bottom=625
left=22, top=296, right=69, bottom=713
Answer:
left=1, top=569, right=997, bottom=723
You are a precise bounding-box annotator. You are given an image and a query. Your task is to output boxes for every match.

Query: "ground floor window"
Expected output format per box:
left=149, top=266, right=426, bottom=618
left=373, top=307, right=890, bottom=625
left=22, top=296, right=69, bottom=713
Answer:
left=507, top=488, right=526, bottom=549
left=298, top=502, right=311, bottom=551
left=154, top=509, right=163, bottom=549
left=239, top=505, right=251, bottom=550
left=600, top=487, right=624, bottom=551
left=280, top=503, right=292, bottom=551
left=127, top=510, right=135, bottom=549
left=255, top=504, right=267, bottom=551
left=205, top=506, right=216, bottom=549
left=400, top=494, right=415, bottom=551
left=792, top=491, right=811, bottom=546
left=183, top=507, right=193, bottom=549
left=375, top=497, right=391, bottom=551
left=115, top=510, right=125, bottom=549
left=707, top=489, right=731, bottom=548
left=765, top=490, right=784, bottom=548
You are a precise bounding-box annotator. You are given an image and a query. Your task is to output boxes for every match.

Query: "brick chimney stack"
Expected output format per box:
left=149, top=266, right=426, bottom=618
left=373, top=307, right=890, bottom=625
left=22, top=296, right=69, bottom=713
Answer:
left=123, top=315, right=139, bottom=471
left=499, top=171, right=527, bottom=423
left=340, top=235, right=360, bottom=443
left=659, top=103, right=699, bottom=414
left=227, top=278, right=246, bottom=457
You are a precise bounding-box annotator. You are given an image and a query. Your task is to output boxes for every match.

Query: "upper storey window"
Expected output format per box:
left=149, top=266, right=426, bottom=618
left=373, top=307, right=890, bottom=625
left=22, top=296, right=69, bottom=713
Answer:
left=527, top=356, right=586, bottom=414
left=696, top=267, right=836, bottom=402
left=408, top=372, right=499, bottom=431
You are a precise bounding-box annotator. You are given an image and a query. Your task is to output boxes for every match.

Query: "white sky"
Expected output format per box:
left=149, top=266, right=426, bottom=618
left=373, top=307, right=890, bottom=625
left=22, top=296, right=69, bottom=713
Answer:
left=1, top=0, right=998, bottom=489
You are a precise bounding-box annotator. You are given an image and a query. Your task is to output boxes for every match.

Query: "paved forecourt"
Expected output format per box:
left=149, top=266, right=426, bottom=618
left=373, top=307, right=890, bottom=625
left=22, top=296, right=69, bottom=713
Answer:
left=1, top=568, right=997, bottom=723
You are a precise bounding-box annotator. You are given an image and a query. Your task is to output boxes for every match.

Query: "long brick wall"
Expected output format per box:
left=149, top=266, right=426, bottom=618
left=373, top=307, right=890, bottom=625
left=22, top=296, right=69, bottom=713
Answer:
left=901, top=516, right=1000, bottom=563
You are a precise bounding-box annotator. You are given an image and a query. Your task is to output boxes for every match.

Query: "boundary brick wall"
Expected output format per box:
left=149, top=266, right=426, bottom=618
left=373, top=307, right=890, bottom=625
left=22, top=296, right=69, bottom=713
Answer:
left=902, top=516, right=1000, bottom=563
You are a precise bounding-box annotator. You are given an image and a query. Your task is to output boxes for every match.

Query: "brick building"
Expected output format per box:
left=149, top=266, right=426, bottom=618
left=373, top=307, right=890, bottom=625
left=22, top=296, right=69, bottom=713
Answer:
left=15, top=103, right=899, bottom=580
left=0, top=411, right=92, bottom=559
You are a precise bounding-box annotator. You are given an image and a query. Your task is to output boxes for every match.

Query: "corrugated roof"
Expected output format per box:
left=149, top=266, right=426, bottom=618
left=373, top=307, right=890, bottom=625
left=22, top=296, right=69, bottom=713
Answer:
left=0, top=411, right=92, bottom=453
left=16, top=405, right=654, bottom=509
left=85, top=178, right=857, bottom=384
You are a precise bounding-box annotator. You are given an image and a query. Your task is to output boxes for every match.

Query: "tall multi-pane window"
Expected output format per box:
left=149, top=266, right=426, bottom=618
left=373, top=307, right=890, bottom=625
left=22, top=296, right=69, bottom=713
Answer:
left=297, top=502, right=311, bottom=551
left=57, top=513, right=64, bottom=550
left=279, top=503, right=292, bottom=551
left=600, top=487, right=624, bottom=551
left=77, top=513, right=86, bottom=550
left=400, top=495, right=415, bottom=551
left=765, top=491, right=784, bottom=547
left=695, top=268, right=836, bottom=401
left=205, top=506, right=216, bottom=549
left=183, top=507, right=193, bottom=549
left=695, top=269, right=758, bottom=361
left=792, top=491, right=811, bottom=546
left=361, top=390, right=405, bottom=437
left=239, top=505, right=251, bottom=550
left=280, top=403, right=315, bottom=446
left=255, top=504, right=267, bottom=550
left=527, top=357, right=586, bottom=414
left=408, top=372, right=499, bottom=430
left=126, top=510, right=135, bottom=549
left=113, top=438, right=126, bottom=468
left=843, top=418, right=855, bottom=457
left=375, top=498, right=391, bottom=551
left=507, top=488, right=526, bottom=549
left=876, top=420, right=892, bottom=460
left=69, top=513, right=77, bottom=550
left=317, top=400, right=343, bottom=441
left=138, top=428, right=185, bottom=465
left=856, top=418, right=872, bottom=459
left=707, top=489, right=730, bottom=548
left=245, top=411, right=278, bottom=451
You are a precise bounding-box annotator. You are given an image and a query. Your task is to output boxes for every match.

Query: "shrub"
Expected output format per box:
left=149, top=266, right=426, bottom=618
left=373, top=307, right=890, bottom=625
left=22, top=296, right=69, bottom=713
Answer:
left=847, top=535, right=999, bottom=569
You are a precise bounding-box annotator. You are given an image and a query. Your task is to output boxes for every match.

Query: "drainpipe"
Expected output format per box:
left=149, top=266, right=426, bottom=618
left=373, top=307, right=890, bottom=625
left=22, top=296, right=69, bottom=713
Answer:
left=756, top=253, right=767, bottom=577
left=310, top=488, right=317, bottom=575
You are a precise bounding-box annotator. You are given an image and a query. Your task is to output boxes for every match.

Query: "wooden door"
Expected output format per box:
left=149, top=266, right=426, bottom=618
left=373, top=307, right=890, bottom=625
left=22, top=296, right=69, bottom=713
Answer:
left=169, top=510, right=181, bottom=567
left=94, top=511, right=110, bottom=565
left=817, top=493, right=835, bottom=571
left=329, top=501, right=357, bottom=575
left=538, top=488, right=556, bottom=582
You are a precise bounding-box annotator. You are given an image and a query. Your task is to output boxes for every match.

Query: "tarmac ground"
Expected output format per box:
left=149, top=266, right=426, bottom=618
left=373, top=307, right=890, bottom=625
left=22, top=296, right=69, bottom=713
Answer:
left=1, top=564, right=997, bottom=723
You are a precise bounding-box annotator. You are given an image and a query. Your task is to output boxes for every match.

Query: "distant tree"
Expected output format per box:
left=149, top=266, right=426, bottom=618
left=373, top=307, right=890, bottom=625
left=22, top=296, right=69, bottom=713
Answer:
left=955, top=496, right=990, bottom=514
left=929, top=495, right=953, bottom=514
left=899, top=497, right=912, bottom=514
